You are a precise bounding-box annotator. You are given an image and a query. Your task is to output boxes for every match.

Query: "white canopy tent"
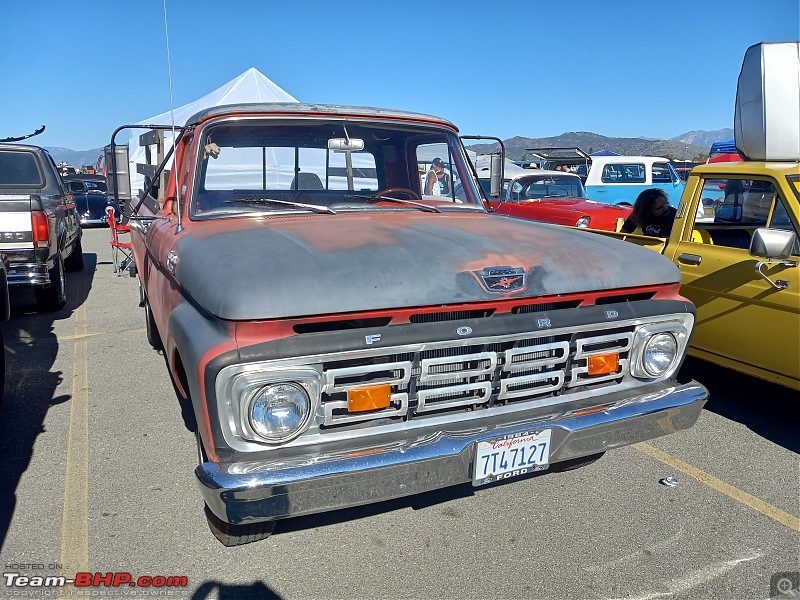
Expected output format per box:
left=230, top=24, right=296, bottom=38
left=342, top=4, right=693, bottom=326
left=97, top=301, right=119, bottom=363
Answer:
left=127, top=67, right=298, bottom=195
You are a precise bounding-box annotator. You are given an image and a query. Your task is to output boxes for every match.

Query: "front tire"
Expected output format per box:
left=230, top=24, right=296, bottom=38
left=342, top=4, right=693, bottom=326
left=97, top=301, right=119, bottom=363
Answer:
left=204, top=505, right=276, bottom=547
left=550, top=452, right=605, bottom=472
left=35, top=254, right=67, bottom=312
left=144, top=297, right=163, bottom=351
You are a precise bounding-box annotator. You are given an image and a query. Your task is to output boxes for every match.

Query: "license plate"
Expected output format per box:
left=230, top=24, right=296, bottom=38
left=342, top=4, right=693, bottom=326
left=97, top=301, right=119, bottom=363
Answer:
left=473, top=429, right=551, bottom=486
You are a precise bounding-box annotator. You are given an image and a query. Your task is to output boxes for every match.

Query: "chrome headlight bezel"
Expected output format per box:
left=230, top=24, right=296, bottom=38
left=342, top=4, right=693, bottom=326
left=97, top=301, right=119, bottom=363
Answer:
left=629, top=316, right=693, bottom=380
left=218, top=367, right=321, bottom=446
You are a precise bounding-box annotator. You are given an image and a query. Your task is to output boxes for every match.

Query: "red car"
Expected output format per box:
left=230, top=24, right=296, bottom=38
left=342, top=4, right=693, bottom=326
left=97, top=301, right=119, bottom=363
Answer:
left=482, top=171, right=632, bottom=231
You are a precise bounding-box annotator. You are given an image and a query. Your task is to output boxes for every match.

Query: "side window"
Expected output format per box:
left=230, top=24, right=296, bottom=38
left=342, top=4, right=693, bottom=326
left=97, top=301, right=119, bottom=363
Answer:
left=601, top=163, right=645, bottom=183
left=652, top=162, right=673, bottom=184
left=690, top=177, right=782, bottom=249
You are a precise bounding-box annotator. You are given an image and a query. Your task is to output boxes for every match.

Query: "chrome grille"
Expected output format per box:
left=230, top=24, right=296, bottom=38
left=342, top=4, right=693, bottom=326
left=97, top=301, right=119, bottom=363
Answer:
left=320, top=327, right=634, bottom=428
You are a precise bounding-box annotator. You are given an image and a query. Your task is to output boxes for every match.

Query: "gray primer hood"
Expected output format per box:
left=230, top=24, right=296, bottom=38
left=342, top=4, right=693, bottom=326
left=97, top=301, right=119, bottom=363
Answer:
left=175, top=213, right=680, bottom=320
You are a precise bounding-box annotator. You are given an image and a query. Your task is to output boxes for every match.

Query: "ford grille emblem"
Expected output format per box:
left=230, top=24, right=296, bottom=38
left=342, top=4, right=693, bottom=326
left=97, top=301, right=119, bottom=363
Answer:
left=474, top=266, right=527, bottom=293
left=456, top=326, right=472, bottom=336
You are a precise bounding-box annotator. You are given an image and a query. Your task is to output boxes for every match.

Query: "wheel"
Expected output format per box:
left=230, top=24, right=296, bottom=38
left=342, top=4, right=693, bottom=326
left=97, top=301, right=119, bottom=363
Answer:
left=64, top=237, right=84, bottom=272
left=35, top=254, right=67, bottom=312
left=549, top=452, right=605, bottom=472
left=373, top=187, right=420, bottom=200
left=204, top=505, right=275, bottom=547
left=144, top=296, right=163, bottom=351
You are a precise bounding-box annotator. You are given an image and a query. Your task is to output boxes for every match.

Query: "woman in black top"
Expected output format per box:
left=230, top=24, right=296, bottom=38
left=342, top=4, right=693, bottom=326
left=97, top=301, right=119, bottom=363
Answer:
left=619, top=188, right=677, bottom=237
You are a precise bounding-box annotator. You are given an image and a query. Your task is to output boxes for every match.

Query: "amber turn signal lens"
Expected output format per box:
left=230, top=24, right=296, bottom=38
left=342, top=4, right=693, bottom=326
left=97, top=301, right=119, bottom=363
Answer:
left=588, top=353, right=619, bottom=376
left=348, top=384, right=392, bottom=412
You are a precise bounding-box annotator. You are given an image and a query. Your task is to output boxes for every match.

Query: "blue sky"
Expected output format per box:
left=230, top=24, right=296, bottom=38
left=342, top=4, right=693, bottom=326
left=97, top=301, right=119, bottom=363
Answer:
left=1, top=0, right=797, bottom=150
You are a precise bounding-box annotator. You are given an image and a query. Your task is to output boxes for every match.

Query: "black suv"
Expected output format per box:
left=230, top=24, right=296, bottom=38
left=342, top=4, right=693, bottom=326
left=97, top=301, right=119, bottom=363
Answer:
left=0, top=144, right=83, bottom=311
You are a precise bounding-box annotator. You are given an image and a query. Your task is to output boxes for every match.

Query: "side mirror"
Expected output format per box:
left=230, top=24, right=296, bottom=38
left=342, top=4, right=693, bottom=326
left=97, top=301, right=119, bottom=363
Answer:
left=105, top=143, right=132, bottom=204
left=749, top=228, right=796, bottom=260
left=490, top=154, right=503, bottom=198
left=749, top=228, right=799, bottom=290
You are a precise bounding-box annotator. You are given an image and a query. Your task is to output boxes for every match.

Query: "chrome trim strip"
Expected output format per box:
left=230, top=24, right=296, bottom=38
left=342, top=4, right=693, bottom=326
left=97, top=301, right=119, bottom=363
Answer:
left=323, top=393, right=409, bottom=426
left=416, top=381, right=492, bottom=412
left=419, top=351, right=497, bottom=383
left=503, top=341, right=569, bottom=371
left=499, top=370, right=565, bottom=399
left=323, top=361, right=412, bottom=393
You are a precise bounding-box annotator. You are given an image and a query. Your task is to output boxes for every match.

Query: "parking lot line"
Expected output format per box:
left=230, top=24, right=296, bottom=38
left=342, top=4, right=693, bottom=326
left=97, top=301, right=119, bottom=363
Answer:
left=60, top=283, right=90, bottom=576
left=634, top=442, right=800, bottom=532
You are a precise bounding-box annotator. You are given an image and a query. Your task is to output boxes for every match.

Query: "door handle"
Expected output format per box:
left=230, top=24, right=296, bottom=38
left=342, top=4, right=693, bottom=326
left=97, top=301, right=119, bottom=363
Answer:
left=678, top=253, right=702, bottom=265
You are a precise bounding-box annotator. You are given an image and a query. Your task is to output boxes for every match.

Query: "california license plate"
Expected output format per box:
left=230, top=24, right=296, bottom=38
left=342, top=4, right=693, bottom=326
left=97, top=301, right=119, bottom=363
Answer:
left=473, top=429, right=551, bottom=486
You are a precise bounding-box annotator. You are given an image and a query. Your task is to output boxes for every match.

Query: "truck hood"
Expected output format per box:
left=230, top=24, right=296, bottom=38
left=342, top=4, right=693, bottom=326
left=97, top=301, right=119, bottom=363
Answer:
left=175, top=212, right=680, bottom=320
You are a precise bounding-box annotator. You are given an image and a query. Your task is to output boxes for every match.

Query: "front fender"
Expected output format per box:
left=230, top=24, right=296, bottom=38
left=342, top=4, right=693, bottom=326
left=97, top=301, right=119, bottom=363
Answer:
left=166, top=299, right=238, bottom=461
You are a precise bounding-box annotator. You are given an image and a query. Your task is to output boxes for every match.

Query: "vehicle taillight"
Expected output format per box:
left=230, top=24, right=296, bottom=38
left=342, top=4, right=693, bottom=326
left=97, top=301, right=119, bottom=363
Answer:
left=31, top=211, right=50, bottom=248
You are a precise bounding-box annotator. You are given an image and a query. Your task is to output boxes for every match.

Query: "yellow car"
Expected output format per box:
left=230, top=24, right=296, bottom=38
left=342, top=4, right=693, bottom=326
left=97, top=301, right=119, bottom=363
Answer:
left=588, top=160, right=799, bottom=390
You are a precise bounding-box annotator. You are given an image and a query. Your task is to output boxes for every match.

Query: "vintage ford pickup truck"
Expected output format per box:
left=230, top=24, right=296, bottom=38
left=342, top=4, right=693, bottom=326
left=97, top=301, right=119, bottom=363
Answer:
left=113, top=102, right=708, bottom=545
left=581, top=42, right=800, bottom=390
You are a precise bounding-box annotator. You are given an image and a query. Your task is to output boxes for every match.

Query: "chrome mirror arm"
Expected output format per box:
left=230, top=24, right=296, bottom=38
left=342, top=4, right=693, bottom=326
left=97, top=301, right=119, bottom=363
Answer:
left=754, top=259, right=798, bottom=290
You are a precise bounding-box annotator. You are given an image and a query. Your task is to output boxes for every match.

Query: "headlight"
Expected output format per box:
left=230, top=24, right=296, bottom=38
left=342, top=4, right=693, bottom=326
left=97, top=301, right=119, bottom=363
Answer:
left=248, top=382, right=311, bottom=442
left=642, top=333, right=678, bottom=376
left=575, top=216, right=591, bottom=228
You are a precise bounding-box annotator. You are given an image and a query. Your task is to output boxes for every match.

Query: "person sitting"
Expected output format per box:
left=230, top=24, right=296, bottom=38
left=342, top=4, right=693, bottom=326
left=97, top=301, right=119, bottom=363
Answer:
left=619, top=188, right=677, bottom=237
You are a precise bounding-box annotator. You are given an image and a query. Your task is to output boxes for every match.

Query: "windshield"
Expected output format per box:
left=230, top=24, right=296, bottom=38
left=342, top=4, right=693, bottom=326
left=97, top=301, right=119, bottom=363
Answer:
left=511, top=175, right=587, bottom=200
left=191, top=119, right=484, bottom=217
left=85, top=180, right=107, bottom=192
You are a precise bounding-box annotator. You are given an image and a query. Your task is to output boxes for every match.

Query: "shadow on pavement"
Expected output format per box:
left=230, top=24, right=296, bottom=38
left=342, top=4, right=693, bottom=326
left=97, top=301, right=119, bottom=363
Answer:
left=679, top=356, right=799, bottom=454
left=193, top=581, right=283, bottom=600
left=0, top=253, right=96, bottom=551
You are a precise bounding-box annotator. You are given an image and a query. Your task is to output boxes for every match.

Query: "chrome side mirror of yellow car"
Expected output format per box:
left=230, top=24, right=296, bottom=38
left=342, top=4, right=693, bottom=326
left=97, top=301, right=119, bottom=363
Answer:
left=749, top=228, right=799, bottom=290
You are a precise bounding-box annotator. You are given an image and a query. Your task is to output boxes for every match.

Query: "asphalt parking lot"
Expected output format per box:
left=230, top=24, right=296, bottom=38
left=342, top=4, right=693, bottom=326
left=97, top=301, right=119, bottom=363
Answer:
left=1, top=227, right=798, bottom=600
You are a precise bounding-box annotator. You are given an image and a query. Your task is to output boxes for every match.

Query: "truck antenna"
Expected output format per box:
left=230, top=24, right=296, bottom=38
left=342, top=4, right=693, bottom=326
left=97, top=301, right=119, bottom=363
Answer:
left=162, top=0, right=183, bottom=233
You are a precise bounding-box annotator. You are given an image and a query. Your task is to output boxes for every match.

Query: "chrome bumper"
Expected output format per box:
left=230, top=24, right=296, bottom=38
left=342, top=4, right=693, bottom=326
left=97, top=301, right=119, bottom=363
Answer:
left=197, top=381, right=707, bottom=525
left=8, top=262, right=50, bottom=286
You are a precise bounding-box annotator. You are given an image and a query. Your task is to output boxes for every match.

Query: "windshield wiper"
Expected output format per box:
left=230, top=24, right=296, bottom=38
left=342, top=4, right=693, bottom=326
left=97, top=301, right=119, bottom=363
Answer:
left=344, top=194, right=441, bottom=213
left=225, top=198, right=337, bottom=214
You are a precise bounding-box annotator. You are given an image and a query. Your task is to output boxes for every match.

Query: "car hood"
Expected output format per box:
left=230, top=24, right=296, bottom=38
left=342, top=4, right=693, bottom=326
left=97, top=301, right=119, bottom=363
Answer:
left=174, top=211, right=679, bottom=320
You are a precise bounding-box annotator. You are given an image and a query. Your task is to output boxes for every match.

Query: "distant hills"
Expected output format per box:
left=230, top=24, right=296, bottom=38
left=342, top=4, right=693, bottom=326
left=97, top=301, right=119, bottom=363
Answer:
left=466, top=128, right=734, bottom=162
left=44, top=128, right=734, bottom=167
left=670, top=128, right=734, bottom=148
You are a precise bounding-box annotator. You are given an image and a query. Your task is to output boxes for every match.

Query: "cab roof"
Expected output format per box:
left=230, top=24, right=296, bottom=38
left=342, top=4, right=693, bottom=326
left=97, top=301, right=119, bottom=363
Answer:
left=183, top=102, right=457, bottom=130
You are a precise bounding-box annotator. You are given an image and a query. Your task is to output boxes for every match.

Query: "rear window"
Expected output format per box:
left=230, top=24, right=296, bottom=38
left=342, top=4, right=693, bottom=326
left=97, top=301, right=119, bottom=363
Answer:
left=0, top=151, right=43, bottom=186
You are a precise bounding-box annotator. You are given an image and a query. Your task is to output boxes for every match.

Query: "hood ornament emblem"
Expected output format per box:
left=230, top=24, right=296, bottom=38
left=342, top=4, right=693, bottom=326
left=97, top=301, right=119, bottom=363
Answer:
left=475, top=266, right=527, bottom=293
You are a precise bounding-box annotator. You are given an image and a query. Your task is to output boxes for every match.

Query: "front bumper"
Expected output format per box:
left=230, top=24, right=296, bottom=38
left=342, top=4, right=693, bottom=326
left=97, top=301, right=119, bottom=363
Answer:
left=197, top=380, right=707, bottom=525
left=79, top=215, right=109, bottom=226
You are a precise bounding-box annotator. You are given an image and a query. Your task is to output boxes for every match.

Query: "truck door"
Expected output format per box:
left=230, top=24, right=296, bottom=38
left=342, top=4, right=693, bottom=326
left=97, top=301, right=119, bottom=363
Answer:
left=669, top=175, right=799, bottom=384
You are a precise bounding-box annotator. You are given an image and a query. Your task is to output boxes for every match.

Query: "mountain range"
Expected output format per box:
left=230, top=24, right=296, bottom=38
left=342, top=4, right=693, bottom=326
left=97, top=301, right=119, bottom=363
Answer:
left=466, top=128, right=734, bottom=162
left=43, top=128, right=734, bottom=167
